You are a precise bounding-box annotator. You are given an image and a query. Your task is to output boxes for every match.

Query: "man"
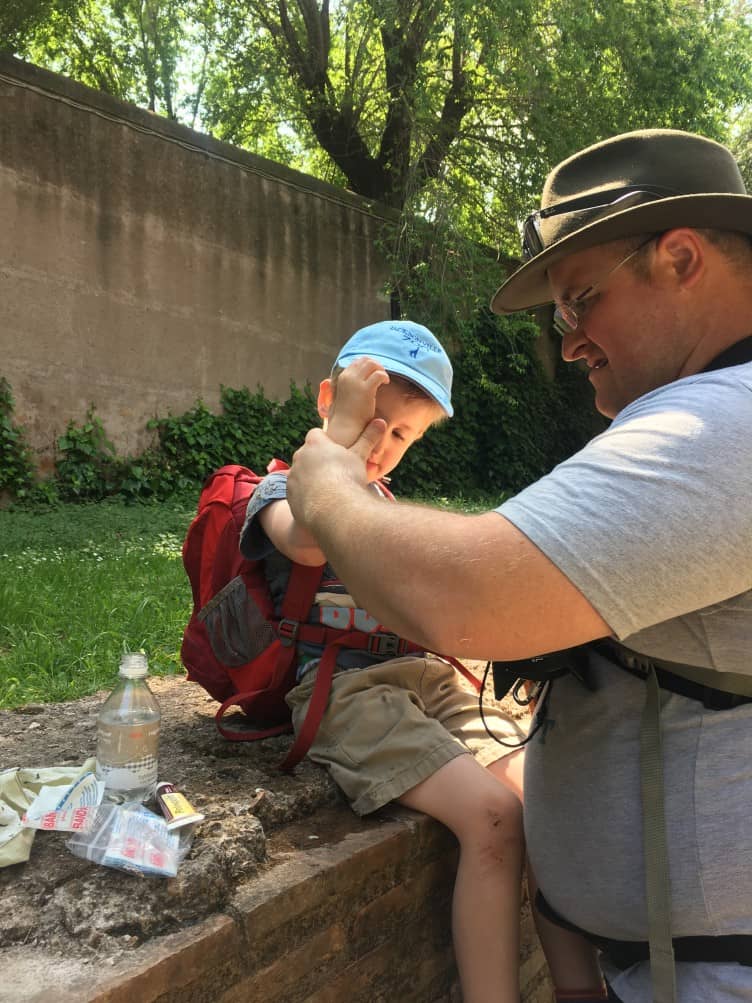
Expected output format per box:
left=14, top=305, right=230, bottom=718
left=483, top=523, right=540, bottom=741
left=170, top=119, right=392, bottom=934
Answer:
left=286, top=130, right=752, bottom=1003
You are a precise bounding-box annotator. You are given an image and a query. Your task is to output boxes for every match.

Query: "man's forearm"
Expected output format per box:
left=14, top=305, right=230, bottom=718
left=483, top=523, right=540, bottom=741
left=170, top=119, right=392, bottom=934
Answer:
left=301, top=482, right=609, bottom=659
left=287, top=427, right=611, bottom=658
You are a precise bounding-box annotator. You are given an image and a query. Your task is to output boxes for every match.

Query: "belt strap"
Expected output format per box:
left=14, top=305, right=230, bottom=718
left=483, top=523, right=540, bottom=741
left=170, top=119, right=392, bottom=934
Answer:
left=564, top=643, right=752, bottom=1001
left=536, top=890, right=752, bottom=969
left=593, top=639, right=752, bottom=706
left=639, top=665, right=676, bottom=1002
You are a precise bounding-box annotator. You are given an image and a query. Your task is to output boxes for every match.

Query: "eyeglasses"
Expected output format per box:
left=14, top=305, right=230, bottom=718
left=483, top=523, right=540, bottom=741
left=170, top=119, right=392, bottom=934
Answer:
left=552, top=236, right=657, bottom=337
left=521, top=185, right=676, bottom=262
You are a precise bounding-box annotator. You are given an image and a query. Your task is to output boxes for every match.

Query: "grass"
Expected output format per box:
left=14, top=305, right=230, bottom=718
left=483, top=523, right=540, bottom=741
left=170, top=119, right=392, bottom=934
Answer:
left=0, top=491, right=502, bottom=709
left=0, top=496, right=197, bottom=708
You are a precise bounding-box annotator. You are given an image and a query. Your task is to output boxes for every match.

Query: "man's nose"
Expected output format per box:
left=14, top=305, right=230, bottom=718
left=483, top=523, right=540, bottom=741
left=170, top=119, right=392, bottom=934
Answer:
left=560, top=328, right=589, bottom=363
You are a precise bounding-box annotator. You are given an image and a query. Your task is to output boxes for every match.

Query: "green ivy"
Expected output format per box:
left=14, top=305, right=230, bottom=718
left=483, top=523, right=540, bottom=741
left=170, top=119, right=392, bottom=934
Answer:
left=0, top=378, right=36, bottom=497
left=391, top=308, right=605, bottom=498
left=55, top=407, right=118, bottom=501
left=146, top=383, right=319, bottom=498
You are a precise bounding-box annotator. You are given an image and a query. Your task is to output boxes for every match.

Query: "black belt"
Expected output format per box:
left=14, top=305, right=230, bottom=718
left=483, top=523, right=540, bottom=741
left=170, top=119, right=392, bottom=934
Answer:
left=593, top=639, right=752, bottom=711
left=536, top=890, right=752, bottom=969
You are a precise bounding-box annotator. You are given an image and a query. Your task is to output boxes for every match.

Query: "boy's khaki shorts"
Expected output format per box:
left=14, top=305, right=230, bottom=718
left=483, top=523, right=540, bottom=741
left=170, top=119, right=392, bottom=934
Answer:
left=286, top=654, right=525, bottom=815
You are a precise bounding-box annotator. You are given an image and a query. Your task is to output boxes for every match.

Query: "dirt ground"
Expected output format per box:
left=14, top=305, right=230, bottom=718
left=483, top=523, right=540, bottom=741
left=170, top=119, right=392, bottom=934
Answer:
left=0, top=666, right=528, bottom=987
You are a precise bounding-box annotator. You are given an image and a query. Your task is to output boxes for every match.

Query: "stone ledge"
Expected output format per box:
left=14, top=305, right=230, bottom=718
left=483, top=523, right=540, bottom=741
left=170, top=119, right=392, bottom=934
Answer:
left=0, top=676, right=552, bottom=1002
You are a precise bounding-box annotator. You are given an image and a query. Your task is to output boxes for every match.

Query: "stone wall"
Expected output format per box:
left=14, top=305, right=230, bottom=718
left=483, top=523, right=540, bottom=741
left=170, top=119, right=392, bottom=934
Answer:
left=0, top=56, right=393, bottom=472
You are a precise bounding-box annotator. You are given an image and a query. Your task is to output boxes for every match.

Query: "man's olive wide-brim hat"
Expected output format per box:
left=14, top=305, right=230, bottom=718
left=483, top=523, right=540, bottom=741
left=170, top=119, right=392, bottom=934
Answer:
left=491, top=129, right=752, bottom=314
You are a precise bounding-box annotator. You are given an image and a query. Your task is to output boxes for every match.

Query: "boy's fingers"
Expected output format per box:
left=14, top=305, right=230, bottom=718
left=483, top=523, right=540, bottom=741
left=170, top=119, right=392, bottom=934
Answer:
left=348, top=357, right=389, bottom=383
left=364, top=369, right=389, bottom=393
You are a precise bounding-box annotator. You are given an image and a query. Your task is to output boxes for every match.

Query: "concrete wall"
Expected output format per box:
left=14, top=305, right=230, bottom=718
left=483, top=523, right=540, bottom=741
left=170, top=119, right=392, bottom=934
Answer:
left=0, top=56, right=393, bottom=471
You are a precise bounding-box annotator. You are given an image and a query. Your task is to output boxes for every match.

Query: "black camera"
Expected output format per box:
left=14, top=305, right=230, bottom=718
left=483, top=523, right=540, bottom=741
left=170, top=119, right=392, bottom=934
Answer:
left=491, top=644, right=593, bottom=700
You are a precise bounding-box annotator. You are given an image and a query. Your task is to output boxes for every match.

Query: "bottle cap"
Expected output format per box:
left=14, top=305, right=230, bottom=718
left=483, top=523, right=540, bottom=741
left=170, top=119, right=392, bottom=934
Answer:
left=119, top=653, right=149, bottom=678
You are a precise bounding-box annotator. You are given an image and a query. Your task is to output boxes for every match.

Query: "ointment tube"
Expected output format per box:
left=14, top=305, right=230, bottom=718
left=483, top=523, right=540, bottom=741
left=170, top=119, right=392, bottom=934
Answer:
left=156, top=782, right=205, bottom=830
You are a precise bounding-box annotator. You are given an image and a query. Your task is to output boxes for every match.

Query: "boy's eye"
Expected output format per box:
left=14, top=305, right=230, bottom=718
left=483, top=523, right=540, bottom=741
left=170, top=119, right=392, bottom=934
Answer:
left=392, top=430, right=405, bottom=441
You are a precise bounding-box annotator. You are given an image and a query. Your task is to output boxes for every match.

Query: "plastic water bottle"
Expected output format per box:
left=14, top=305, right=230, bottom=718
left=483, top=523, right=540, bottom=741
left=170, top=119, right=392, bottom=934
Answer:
left=95, top=653, right=161, bottom=803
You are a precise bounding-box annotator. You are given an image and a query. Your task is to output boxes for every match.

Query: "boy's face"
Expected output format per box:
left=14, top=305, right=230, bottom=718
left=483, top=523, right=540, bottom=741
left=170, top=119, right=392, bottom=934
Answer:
left=364, top=380, right=439, bottom=482
left=321, top=375, right=440, bottom=483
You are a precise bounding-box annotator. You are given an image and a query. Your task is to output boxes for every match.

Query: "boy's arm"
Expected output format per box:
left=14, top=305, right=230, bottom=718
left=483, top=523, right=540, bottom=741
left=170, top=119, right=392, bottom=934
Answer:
left=258, top=499, right=327, bottom=567
left=260, top=359, right=387, bottom=565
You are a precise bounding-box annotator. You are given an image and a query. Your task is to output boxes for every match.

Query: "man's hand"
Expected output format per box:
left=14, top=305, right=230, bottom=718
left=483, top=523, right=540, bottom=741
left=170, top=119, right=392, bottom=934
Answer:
left=287, top=419, right=386, bottom=530
left=325, top=357, right=389, bottom=447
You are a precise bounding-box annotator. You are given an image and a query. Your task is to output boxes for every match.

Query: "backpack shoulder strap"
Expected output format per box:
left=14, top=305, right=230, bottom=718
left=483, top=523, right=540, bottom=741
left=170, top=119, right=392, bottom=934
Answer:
left=280, top=561, right=326, bottom=628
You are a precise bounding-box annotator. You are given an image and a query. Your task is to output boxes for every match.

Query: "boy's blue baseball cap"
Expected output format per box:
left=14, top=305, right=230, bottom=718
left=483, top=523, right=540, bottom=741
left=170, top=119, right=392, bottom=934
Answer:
left=334, top=320, right=454, bottom=416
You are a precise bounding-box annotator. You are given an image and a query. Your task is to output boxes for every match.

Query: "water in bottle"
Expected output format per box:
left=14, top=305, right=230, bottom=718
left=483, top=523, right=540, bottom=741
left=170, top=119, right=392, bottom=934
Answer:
left=95, top=652, right=161, bottom=803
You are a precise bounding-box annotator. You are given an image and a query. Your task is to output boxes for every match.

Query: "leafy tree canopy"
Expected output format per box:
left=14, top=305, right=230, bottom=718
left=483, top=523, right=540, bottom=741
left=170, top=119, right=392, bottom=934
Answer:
left=7, top=0, right=752, bottom=255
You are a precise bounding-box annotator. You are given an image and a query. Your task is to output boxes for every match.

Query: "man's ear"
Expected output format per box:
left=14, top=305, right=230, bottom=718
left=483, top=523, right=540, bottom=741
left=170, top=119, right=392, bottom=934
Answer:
left=317, top=378, right=334, bottom=420
left=655, top=229, right=705, bottom=290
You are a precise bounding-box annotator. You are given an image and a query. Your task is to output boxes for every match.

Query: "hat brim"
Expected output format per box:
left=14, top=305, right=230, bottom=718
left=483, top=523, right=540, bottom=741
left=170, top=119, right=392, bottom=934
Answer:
left=491, top=193, right=752, bottom=315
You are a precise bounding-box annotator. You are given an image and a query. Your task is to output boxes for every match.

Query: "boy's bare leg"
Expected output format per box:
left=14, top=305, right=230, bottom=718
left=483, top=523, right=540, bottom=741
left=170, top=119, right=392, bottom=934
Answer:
left=486, top=752, right=605, bottom=999
left=399, top=753, right=524, bottom=1003
left=486, top=746, right=524, bottom=801
left=525, top=870, right=605, bottom=998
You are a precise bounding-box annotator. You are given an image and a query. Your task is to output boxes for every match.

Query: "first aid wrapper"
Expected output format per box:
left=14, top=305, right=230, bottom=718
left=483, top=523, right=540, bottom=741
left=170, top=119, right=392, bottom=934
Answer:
left=22, top=772, right=104, bottom=832
left=67, top=802, right=189, bottom=877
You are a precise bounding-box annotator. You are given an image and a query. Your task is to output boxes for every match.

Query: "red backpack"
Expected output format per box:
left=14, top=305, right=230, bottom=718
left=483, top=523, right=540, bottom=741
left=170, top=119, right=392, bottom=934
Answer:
left=181, top=462, right=452, bottom=770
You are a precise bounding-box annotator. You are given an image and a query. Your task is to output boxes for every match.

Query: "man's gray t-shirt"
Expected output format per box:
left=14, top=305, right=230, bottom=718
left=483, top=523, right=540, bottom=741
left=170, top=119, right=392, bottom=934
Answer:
left=498, top=362, right=752, bottom=1002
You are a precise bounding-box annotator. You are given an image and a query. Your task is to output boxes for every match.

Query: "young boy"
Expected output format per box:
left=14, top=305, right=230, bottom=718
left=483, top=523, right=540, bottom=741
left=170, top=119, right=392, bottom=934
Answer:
left=240, top=320, right=571, bottom=1002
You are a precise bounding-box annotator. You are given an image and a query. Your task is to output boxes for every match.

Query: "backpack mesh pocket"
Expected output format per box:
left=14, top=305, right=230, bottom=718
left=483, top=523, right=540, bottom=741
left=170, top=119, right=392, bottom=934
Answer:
left=198, top=575, right=277, bottom=666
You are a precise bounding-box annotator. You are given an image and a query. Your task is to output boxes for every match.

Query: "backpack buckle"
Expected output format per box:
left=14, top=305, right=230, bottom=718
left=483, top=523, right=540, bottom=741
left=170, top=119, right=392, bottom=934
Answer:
left=278, top=619, right=300, bottom=647
left=367, top=633, right=403, bottom=657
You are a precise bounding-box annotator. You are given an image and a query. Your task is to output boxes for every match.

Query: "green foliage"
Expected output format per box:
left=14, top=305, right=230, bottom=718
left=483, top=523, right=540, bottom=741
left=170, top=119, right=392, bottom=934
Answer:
left=55, top=407, right=118, bottom=501
left=1, top=337, right=599, bottom=509
left=0, top=378, right=36, bottom=497
left=10, top=1, right=752, bottom=250
left=3, top=382, right=318, bottom=506
left=149, top=383, right=319, bottom=494
left=391, top=309, right=605, bottom=498
left=731, top=106, right=752, bottom=194
left=0, top=0, right=77, bottom=54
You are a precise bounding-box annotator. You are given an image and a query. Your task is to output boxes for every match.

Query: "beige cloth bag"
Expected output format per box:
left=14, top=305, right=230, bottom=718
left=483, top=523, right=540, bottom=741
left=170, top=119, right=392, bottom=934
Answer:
left=0, top=758, right=96, bottom=867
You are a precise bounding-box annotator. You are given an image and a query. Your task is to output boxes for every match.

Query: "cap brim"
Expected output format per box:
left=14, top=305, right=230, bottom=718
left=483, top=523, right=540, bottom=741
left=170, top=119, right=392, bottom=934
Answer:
left=491, top=194, right=752, bottom=314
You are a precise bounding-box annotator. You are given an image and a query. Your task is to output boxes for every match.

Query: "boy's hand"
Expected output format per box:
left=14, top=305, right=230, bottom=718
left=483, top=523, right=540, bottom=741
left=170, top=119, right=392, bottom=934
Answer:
left=326, top=357, right=389, bottom=447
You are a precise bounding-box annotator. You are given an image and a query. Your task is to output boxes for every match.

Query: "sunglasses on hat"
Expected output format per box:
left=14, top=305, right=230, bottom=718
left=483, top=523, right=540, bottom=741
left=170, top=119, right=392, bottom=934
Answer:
left=522, top=185, right=678, bottom=262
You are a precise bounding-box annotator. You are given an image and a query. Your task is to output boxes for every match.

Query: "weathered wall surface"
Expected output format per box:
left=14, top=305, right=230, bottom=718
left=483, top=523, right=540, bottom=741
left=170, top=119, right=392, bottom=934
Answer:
left=0, top=56, right=393, bottom=470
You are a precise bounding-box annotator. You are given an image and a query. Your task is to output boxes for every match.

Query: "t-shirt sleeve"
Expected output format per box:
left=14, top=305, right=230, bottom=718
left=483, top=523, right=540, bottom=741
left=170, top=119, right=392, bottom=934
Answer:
left=239, top=472, right=289, bottom=560
left=497, top=371, right=752, bottom=639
